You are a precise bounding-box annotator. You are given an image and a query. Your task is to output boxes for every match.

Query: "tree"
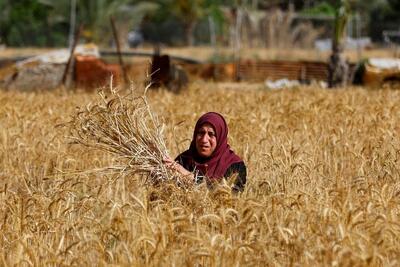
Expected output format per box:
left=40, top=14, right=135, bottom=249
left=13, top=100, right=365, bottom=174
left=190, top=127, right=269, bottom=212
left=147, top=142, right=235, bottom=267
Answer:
left=75, top=0, right=158, bottom=46
left=0, top=0, right=11, bottom=44
left=328, top=0, right=350, bottom=88
left=167, top=0, right=206, bottom=46
left=0, top=0, right=58, bottom=46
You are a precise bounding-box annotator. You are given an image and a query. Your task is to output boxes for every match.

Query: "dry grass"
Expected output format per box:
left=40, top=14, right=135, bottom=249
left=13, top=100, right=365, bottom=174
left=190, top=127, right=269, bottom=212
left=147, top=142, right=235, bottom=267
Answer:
left=1, top=82, right=400, bottom=266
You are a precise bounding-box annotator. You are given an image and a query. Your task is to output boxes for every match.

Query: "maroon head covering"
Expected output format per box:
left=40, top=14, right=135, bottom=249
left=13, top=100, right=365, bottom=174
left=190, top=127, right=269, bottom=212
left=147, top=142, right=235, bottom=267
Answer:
left=178, top=112, right=243, bottom=179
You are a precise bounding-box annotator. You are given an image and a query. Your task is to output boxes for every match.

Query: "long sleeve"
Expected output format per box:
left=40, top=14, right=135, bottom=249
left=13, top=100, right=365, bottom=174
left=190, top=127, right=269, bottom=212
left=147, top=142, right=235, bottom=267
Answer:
left=176, top=154, right=247, bottom=191
left=176, top=154, right=205, bottom=184
left=224, top=162, right=247, bottom=193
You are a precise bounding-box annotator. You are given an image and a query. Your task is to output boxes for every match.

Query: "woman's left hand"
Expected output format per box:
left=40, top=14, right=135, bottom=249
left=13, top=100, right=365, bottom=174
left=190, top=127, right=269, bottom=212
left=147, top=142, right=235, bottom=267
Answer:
left=163, top=157, right=192, bottom=177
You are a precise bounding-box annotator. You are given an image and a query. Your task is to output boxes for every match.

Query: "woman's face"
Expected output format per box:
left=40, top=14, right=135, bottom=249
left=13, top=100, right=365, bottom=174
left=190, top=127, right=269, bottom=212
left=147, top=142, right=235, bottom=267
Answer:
left=195, top=123, right=217, bottom=158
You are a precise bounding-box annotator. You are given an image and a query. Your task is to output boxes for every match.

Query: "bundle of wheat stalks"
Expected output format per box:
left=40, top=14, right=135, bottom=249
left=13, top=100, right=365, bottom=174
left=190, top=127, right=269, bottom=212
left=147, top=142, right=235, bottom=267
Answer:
left=68, top=84, right=173, bottom=183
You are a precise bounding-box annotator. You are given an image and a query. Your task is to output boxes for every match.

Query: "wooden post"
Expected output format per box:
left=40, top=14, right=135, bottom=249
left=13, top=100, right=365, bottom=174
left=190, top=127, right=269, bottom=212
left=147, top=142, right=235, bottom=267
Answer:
left=110, top=16, right=129, bottom=84
left=68, top=0, right=77, bottom=49
left=235, top=7, right=242, bottom=81
left=62, top=24, right=82, bottom=86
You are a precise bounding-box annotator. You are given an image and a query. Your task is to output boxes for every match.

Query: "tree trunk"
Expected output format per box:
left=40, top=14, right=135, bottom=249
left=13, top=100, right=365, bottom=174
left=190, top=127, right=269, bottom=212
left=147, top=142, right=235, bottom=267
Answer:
left=184, top=21, right=195, bottom=46
left=328, top=0, right=350, bottom=88
left=208, top=16, right=216, bottom=48
left=328, top=43, right=349, bottom=88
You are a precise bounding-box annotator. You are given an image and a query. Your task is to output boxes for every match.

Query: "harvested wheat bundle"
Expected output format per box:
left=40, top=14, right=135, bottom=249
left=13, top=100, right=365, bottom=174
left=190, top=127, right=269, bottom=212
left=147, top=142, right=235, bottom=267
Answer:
left=68, top=83, right=173, bottom=183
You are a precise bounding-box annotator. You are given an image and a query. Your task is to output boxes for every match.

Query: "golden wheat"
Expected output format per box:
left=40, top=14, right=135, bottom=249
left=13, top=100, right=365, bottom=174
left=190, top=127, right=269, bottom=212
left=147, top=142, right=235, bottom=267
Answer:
left=1, top=82, right=400, bottom=266
left=67, top=84, right=172, bottom=184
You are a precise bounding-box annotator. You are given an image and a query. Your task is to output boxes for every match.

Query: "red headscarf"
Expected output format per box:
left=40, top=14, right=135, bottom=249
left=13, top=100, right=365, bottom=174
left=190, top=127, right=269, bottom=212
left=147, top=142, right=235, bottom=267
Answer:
left=178, top=112, right=243, bottom=179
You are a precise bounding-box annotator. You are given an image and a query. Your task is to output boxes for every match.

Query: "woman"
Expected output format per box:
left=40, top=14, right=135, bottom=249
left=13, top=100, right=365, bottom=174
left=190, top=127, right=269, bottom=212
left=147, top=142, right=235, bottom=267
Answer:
left=164, top=112, right=246, bottom=193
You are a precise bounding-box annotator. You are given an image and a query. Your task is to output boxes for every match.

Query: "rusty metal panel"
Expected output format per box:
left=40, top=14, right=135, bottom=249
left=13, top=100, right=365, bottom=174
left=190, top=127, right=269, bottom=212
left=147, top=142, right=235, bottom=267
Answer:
left=237, top=60, right=328, bottom=82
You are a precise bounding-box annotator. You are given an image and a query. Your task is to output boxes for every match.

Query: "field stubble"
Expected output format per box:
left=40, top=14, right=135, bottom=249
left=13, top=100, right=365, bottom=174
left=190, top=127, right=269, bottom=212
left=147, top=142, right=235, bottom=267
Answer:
left=1, top=82, right=400, bottom=266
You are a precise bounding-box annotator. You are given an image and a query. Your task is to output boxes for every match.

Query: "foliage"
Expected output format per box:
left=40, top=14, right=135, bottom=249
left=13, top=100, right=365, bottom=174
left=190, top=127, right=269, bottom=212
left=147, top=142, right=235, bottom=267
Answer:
left=0, top=0, right=68, bottom=46
left=368, top=0, right=400, bottom=41
left=0, top=0, right=400, bottom=46
left=75, top=0, right=159, bottom=43
left=300, top=1, right=336, bottom=16
left=387, top=0, right=400, bottom=12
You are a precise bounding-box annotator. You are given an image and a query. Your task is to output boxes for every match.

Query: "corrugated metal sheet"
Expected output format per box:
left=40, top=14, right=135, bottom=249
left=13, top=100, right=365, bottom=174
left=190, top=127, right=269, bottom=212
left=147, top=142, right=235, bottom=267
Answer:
left=237, top=60, right=328, bottom=81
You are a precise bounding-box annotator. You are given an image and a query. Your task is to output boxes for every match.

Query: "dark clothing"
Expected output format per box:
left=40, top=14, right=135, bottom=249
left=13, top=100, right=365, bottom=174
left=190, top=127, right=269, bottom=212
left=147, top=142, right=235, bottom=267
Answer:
left=176, top=155, right=247, bottom=192
left=224, top=162, right=247, bottom=193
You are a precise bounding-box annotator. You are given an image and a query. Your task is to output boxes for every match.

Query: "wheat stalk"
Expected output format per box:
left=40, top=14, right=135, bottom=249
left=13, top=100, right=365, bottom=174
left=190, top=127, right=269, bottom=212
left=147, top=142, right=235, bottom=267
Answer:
left=68, top=82, right=171, bottom=183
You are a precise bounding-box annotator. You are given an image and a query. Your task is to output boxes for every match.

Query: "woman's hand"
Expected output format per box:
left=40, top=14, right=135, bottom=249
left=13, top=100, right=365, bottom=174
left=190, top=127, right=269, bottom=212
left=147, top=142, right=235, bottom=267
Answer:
left=163, top=157, right=193, bottom=178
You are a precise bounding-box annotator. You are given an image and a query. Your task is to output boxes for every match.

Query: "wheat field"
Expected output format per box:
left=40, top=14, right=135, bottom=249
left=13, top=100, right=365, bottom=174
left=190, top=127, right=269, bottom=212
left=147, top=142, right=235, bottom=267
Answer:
left=1, top=82, right=400, bottom=266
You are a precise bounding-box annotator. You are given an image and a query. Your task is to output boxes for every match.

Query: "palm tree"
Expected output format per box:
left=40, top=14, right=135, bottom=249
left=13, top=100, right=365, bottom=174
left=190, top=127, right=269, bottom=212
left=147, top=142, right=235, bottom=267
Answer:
left=43, top=0, right=158, bottom=47
left=168, top=0, right=206, bottom=46
left=107, top=1, right=159, bottom=47
left=328, top=0, right=350, bottom=88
